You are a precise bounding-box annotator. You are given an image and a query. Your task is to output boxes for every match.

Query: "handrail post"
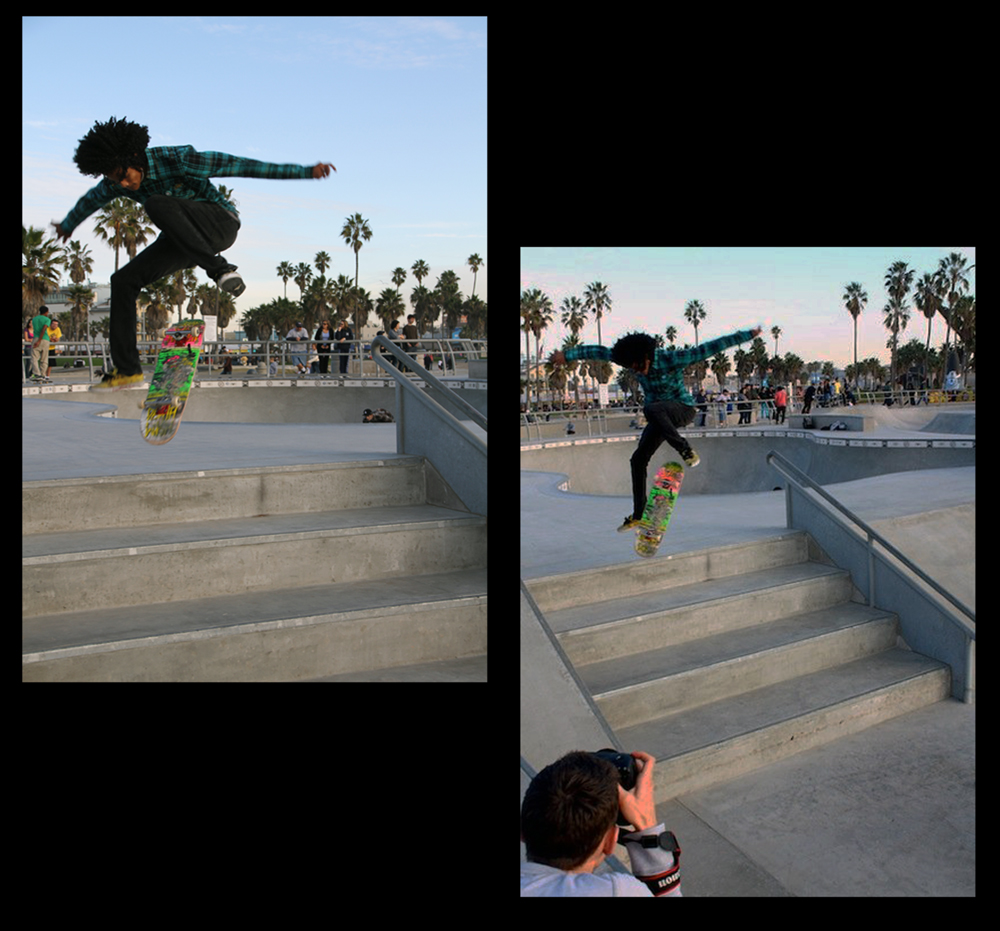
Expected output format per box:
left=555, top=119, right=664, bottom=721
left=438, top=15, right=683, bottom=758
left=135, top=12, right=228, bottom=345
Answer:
left=868, top=535, right=875, bottom=607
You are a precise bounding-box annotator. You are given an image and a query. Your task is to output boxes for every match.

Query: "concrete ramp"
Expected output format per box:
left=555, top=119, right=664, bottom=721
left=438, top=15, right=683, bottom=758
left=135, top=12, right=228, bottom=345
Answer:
left=869, top=503, right=976, bottom=610
left=862, top=402, right=975, bottom=435
left=521, top=584, right=631, bottom=873
left=520, top=581, right=617, bottom=770
left=520, top=761, right=533, bottom=863
left=922, top=411, right=975, bottom=435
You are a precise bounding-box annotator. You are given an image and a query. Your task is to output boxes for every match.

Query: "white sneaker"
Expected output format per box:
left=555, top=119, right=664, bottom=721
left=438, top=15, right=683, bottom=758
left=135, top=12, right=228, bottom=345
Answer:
left=216, top=271, right=246, bottom=297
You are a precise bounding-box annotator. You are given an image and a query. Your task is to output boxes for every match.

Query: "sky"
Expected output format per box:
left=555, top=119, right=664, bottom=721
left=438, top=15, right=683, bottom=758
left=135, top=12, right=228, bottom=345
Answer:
left=23, top=16, right=487, bottom=319
left=521, top=247, right=975, bottom=370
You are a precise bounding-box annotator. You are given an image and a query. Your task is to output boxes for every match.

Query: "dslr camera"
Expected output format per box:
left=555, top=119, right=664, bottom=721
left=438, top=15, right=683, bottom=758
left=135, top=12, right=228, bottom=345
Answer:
left=592, top=749, right=636, bottom=826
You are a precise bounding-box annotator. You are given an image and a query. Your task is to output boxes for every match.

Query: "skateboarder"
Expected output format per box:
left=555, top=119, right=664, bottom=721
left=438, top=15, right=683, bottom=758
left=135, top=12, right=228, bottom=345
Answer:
left=51, top=116, right=335, bottom=388
left=550, top=325, right=761, bottom=531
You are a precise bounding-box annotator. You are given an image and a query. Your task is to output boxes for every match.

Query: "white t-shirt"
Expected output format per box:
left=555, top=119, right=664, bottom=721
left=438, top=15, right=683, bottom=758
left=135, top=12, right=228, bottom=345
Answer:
left=520, top=861, right=653, bottom=897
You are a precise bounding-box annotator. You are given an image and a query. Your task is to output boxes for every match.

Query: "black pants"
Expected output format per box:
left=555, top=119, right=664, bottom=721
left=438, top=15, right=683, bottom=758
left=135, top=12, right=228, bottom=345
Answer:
left=110, top=196, right=240, bottom=374
left=631, top=400, right=696, bottom=518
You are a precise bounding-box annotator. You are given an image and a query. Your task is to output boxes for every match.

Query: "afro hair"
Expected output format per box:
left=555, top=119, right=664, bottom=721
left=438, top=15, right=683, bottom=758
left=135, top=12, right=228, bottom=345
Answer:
left=610, top=332, right=657, bottom=368
left=73, top=116, right=150, bottom=178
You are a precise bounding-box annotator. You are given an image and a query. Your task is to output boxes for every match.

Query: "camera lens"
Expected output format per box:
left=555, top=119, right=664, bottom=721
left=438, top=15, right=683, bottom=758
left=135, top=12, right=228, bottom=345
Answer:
left=592, top=749, right=636, bottom=790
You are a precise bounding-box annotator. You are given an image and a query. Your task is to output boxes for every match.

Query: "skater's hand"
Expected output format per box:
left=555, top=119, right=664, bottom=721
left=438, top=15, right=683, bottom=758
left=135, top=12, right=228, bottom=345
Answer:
left=549, top=350, right=566, bottom=367
left=312, top=163, right=336, bottom=178
left=52, top=222, right=70, bottom=243
left=749, top=326, right=762, bottom=338
left=617, top=751, right=658, bottom=831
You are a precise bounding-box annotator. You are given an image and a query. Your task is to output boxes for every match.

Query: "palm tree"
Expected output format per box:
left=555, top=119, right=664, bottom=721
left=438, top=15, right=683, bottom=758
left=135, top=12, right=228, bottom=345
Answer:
left=684, top=299, right=706, bottom=346
left=466, top=253, right=484, bottom=301
left=882, top=261, right=914, bottom=390
left=583, top=281, right=612, bottom=346
left=842, top=281, right=868, bottom=383
left=934, top=252, right=975, bottom=383
left=340, top=212, right=372, bottom=287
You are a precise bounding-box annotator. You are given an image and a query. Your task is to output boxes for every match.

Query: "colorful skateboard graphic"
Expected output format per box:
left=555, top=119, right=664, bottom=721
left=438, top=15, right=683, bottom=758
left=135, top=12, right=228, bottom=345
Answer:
left=634, top=461, right=685, bottom=558
left=140, top=319, right=205, bottom=445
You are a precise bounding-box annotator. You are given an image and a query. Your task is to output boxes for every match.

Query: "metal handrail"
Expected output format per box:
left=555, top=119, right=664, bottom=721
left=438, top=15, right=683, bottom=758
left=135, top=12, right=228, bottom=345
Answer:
left=766, top=450, right=974, bottom=634
left=371, top=335, right=486, bottom=515
left=371, top=335, right=487, bottom=434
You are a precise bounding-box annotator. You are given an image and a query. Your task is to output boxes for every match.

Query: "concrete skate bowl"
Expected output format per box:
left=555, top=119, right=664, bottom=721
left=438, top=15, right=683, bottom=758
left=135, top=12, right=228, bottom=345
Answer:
left=520, top=429, right=975, bottom=497
left=27, top=380, right=487, bottom=425
left=863, top=405, right=975, bottom=436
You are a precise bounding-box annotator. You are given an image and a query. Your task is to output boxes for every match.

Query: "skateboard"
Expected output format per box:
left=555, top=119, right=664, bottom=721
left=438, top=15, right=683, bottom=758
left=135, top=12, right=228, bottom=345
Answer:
left=634, top=461, right=684, bottom=558
left=140, top=319, right=205, bottom=445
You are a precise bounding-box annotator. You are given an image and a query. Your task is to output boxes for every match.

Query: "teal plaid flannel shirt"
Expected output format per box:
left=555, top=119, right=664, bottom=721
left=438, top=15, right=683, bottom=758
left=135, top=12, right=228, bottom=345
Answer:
left=59, top=145, right=314, bottom=235
left=565, top=329, right=754, bottom=407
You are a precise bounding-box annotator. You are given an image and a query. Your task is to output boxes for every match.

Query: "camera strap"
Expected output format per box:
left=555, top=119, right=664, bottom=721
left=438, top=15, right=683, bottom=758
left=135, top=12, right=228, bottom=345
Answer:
left=619, top=830, right=681, bottom=897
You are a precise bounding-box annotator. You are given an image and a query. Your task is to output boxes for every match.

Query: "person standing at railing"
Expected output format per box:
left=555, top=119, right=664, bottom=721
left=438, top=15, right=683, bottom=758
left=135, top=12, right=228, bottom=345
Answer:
left=314, top=320, right=334, bottom=375
left=286, top=322, right=310, bottom=376
left=28, top=306, right=53, bottom=383
left=774, top=384, right=788, bottom=424
left=401, top=314, right=419, bottom=359
left=333, top=321, right=354, bottom=375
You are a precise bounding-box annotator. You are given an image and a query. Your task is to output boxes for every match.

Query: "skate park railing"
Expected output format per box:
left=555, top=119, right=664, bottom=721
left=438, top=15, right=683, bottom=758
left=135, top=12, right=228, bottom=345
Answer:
left=371, top=335, right=486, bottom=517
left=24, top=336, right=486, bottom=383
left=766, top=450, right=975, bottom=703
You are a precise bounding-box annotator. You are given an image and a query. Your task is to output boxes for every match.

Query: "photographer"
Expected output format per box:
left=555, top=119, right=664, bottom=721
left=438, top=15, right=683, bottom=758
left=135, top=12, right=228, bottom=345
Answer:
left=521, top=750, right=681, bottom=897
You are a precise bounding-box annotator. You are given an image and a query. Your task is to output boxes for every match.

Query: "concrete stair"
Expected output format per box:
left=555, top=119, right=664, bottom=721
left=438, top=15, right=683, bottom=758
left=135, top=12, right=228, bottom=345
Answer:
left=526, top=533, right=949, bottom=801
left=22, top=459, right=486, bottom=681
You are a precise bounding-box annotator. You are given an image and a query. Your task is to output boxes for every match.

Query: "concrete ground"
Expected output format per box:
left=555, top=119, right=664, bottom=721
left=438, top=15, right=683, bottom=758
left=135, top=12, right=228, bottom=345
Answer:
left=22, top=396, right=490, bottom=481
